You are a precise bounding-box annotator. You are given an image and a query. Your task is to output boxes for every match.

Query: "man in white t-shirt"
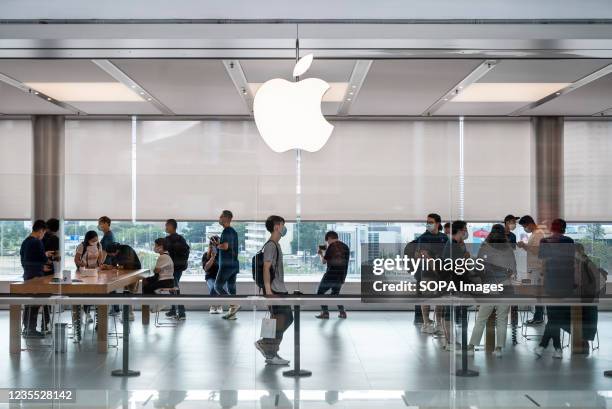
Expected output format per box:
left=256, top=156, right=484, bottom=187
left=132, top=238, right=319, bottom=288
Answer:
left=254, top=215, right=293, bottom=366
left=517, top=215, right=549, bottom=325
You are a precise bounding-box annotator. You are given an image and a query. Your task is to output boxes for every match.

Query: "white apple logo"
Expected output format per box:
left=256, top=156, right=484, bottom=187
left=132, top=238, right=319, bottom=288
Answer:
left=253, top=54, right=334, bottom=153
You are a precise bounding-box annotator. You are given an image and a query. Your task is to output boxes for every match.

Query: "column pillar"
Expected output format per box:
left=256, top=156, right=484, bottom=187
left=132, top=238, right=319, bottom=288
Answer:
left=532, top=116, right=564, bottom=224
left=32, top=115, right=65, bottom=221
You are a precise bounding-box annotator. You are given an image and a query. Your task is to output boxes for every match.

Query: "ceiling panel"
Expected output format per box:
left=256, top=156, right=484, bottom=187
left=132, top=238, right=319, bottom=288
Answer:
left=350, top=60, right=482, bottom=115
left=436, top=102, right=525, bottom=116
left=69, top=102, right=161, bottom=115
left=241, top=59, right=355, bottom=82
left=526, top=73, right=612, bottom=116
left=478, top=59, right=612, bottom=83
left=113, top=59, right=249, bottom=115
left=0, top=82, right=72, bottom=114
left=0, top=59, right=115, bottom=82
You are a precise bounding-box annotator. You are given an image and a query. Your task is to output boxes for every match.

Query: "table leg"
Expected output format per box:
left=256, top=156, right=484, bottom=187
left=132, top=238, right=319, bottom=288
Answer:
left=283, top=305, right=312, bottom=378
left=9, top=305, right=21, bottom=354
left=571, top=306, right=585, bottom=355
left=142, top=305, right=150, bottom=326
left=72, top=306, right=81, bottom=343
left=111, top=305, right=140, bottom=377
left=485, top=310, right=496, bottom=352
left=97, top=305, right=108, bottom=353
left=456, top=306, right=478, bottom=377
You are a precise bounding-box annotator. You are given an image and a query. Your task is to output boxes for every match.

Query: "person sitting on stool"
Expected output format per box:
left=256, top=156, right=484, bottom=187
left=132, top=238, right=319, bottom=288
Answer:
left=143, top=238, right=175, bottom=294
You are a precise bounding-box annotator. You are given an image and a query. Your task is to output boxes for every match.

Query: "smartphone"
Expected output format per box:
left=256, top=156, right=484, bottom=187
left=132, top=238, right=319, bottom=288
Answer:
left=318, top=244, right=327, bottom=251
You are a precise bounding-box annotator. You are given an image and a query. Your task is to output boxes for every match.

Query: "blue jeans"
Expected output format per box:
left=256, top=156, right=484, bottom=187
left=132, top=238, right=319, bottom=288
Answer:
left=206, top=277, right=228, bottom=296
left=214, top=267, right=238, bottom=296
left=317, top=275, right=345, bottom=313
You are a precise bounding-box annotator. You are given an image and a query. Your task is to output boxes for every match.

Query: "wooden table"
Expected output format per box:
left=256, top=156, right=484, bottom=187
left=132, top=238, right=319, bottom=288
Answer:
left=9, top=268, right=150, bottom=354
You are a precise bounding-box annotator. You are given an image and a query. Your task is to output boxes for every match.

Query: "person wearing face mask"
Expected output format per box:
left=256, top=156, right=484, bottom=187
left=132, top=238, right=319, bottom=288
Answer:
left=410, top=213, right=448, bottom=332
left=98, top=216, right=121, bottom=315
left=503, top=215, right=518, bottom=249
left=74, top=230, right=104, bottom=324
left=212, top=210, right=241, bottom=320
left=517, top=215, right=549, bottom=325
left=20, top=220, right=53, bottom=338
left=315, top=231, right=350, bottom=319
left=254, top=215, right=293, bottom=366
left=164, top=219, right=190, bottom=321
left=143, top=238, right=175, bottom=294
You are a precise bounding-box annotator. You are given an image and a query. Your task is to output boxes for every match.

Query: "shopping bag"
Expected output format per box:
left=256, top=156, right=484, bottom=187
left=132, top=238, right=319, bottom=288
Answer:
left=260, top=317, right=277, bottom=339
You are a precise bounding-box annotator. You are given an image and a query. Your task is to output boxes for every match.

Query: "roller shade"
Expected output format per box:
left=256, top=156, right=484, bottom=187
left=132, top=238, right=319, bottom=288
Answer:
left=64, top=120, right=132, bottom=220
left=135, top=120, right=296, bottom=221
left=300, top=121, right=460, bottom=221
left=564, top=120, right=612, bottom=222
left=463, top=120, right=533, bottom=221
left=0, top=120, right=32, bottom=219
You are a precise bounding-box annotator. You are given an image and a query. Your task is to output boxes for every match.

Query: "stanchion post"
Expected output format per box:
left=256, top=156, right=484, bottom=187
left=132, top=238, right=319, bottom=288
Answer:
left=111, top=304, right=140, bottom=377
left=283, top=304, right=312, bottom=378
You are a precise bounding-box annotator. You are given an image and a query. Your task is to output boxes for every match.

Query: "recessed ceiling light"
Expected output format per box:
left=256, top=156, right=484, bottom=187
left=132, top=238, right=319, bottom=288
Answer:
left=453, top=83, right=570, bottom=102
left=249, top=82, right=349, bottom=102
left=25, top=82, right=145, bottom=102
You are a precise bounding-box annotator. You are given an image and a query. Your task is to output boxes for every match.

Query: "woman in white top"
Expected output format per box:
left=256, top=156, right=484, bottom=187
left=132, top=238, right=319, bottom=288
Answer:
left=74, top=230, right=104, bottom=324
left=74, top=230, right=104, bottom=269
left=143, top=238, right=175, bottom=294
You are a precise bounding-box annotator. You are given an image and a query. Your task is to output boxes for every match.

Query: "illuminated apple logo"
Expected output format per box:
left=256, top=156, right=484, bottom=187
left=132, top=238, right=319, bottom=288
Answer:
left=253, top=54, right=334, bottom=153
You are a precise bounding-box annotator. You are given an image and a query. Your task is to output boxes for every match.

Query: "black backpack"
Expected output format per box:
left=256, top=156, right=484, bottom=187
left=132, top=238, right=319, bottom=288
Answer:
left=252, top=240, right=280, bottom=289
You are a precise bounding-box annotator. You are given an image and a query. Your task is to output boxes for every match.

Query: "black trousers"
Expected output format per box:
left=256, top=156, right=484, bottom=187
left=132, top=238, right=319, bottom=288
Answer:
left=539, top=306, right=568, bottom=349
left=317, top=275, right=345, bottom=312
left=22, top=305, right=40, bottom=331
left=143, top=277, right=175, bottom=294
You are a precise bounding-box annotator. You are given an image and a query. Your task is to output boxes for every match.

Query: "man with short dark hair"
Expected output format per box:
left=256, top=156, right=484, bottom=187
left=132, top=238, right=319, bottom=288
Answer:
left=443, top=222, right=451, bottom=236
left=315, top=231, right=350, bottom=319
left=534, top=218, right=575, bottom=360
left=20, top=220, right=52, bottom=338
left=103, top=241, right=142, bottom=322
left=254, top=215, right=293, bottom=365
left=503, top=214, right=519, bottom=249
left=164, top=219, right=190, bottom=320
left=518, top=215, right=549, bottom=325
left=212, top=210, right=241, bottom=320
left=97, top=216, right=115, bottom=264
left=41, top=218, right=61, bottom=333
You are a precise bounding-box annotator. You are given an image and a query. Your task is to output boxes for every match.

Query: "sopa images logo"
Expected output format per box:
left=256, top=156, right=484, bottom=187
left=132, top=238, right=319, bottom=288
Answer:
left=253, top=54, right=334, bottom=153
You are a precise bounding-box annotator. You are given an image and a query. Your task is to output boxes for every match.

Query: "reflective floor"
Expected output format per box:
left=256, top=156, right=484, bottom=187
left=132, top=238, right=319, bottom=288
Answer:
left=1, top=310, right=612, bottom=408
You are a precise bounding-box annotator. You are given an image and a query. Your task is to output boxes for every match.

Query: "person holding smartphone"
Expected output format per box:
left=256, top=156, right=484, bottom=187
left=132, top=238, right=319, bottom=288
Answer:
left=203, top=235, right=224, bottom=314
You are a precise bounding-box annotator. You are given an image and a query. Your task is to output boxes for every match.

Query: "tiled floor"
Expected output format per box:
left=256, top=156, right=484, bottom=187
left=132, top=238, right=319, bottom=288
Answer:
left=1, top=310, right=612, bottom=408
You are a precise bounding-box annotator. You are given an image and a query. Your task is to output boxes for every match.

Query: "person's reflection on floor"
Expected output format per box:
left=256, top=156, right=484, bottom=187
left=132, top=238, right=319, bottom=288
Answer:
left=258, top=365, right=292, bottom=409
left=153, top=391, right=187, bottom=409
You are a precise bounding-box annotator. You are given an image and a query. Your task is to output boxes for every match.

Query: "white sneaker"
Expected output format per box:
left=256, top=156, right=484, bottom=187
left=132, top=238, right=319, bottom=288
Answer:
left=266, top=354, right=290, bottom=366
left=216, top=306, right=224, bottom=314
left=85, top=312, right=93, bottom=323
left=223, top=305, right=241, bottom=320
left=534, top=346, right=545, bottom=358
left=209, top=306, right=217, bottom=314
left=254, top=340, right=271, bottom=359
left=552, top=348, right=563, bottom=359
left=493, top=347, right=503, bottom=358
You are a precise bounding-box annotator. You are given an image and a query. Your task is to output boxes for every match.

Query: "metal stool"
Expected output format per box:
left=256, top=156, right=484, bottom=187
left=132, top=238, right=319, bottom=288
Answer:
left=520, top=308, right=546, bottom=341
left=154, top=287, right=179, bottom=327
left=561, top=329, right=600, bottom=352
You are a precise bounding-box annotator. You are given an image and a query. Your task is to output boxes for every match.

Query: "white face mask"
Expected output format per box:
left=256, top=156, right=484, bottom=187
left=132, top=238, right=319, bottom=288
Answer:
left=426, top=223, right=436, bottom=233
left=462, top=231, right=469, bottom=240
left=508, top=223, right=516, bottom=231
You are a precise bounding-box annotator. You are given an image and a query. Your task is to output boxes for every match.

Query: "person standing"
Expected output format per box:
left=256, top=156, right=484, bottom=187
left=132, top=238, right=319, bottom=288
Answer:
left=20, top=220, right=51, bottom=338
left=41, top=218, right=61, bottom=333
left=103, top=241, right=143, bottom=322
left=98, top=216, right=120, bottom=315
left=503, top=214, right=518, bottom=249
left=74, top=230, right=104, bottom=324
left=212, top=210, right=241, bottom=320
left=534, top=218, right=575, bottom=360
left=518, top=215, right=549, bottom=325
left=315, top=231, right=350, bottom=319
left=203, top=236, right=224, bottom=314
left=164, top=219, right=190, bottom=321
left=254, top=215, right=293, bottom=365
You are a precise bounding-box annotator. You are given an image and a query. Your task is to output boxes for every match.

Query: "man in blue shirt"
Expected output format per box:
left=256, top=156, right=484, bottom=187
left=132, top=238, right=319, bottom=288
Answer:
left=20, top=220, right=51, bottom=338
left=213, top=210, right=240, bottom=320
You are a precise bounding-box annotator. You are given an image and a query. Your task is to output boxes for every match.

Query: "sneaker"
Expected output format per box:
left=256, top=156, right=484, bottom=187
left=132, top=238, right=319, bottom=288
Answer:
left=209, top=306, right=217, bottom=314
left=493, top=347, right=503, bottom=358
left=534, top=346, right=545, bottom=358
left=338, top=311, right=347, bottom=319
left=265, top=354, right=290, bottom=366
left=177, top=314, right=186, bottom=321
left=526, top=318, right=544, bottom=326
left=223, top=305, right=241, bottom=320
left=165, top=310, right=177, bottom=318
left=215, top=306, right=224, bottom=314
left=254, top=340, right=271, bottom=359
left=40, top=326, right=51, bottom=335
left=552, top=348, right=563, bottom=359
left=315, top=312, right=330, bottom=319
left=85, top=312, right=93, bottom=324
left=129, top=311, right=135, bottom=321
